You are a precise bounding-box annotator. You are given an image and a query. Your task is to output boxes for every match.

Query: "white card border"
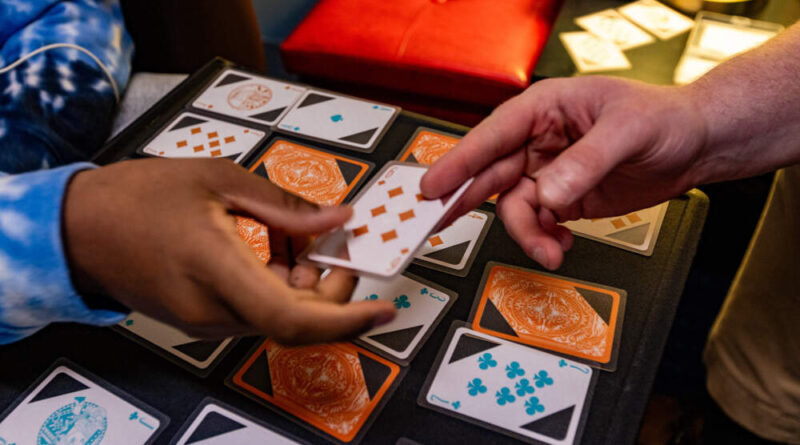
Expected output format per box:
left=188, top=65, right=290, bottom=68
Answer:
left=168, top=397, right=309, bottom=445
left=417, top=322, right=598, bottom=445
left=274, top=88, right=400, bottom=153
left=135, top=111, right=269, bottom=165
left=0, top=358, right=169, bottom=445
left=188, top=67, right=307, bottom=127
left=354, top=272, right=458, bottom=366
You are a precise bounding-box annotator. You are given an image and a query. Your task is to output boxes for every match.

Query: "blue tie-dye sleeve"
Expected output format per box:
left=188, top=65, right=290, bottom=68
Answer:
left=0, top=163, right=125, bottom=344
left=0, top=0, right=135, bottom=343
left=0, top=0, right=133, bottom=172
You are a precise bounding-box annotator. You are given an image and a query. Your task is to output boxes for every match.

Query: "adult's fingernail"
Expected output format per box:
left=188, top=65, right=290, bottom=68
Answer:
left=371, top=311, right=396, bottom=328
left=533, top=247, right=549, bottom=269
left=539, top=176, right=569, bottom=208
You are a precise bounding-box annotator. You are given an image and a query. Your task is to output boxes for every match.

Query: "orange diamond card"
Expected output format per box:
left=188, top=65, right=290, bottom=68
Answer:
left=250, top=139, right=372, bottom=206
left=469, top=262, right=626, bottom=370
left=560, top=202, right=669, bottom=256
left=303, top=162, right=472, bottom=277
left=229, top=339, right=403, bottom=443
left=398, top=127, right=498, bottom=203
left=139, top=112, right=266, bottom=163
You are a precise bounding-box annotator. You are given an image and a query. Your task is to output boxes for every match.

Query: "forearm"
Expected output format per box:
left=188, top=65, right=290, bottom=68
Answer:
left=0, top=165, right=127, bottom=344
left=686, top=23, right=800, bottom=185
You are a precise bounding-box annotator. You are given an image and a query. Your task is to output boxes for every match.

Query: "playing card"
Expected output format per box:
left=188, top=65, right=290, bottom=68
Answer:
left=249, top=139, right=373, bottom=206
left=275, top=89, right=399, bottom=152
left=560, top=32, right=632, bottom=73
left=170, top=398, right=306, bottom=445
left=397, top=127, right=461, bottom=165
left=575, top=9, right=655, bottom=50
left=419, top=323, right=595, bottom=445
left=352, top=273, right=457, bottom=365
left=469, top=263, right=626, bottom=370
left=192, top=68, right=306, bottom=126
left=413, top=209, right=494, bottom=277
left=0, top=359, right=167, bottom=444
left=397, top=127, right=498, bottom=203
left=236, top=216, right=271, bottom=264
left=115, top=312, right=237, bottom=376
left=618, top=0, right=694, bottom=40
left=228, top=339, right=404, bottom=444
left=560, top=201, right=669, bottom=255
left=138, top=112, right=267, bottom=163
left=303, top=162, right=473, bottom=277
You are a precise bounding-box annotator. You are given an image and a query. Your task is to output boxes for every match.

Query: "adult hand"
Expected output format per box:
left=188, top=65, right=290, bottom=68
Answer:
left=421, top=76, right=708, bottom=269
left=63, top=159, right=395, bottom=344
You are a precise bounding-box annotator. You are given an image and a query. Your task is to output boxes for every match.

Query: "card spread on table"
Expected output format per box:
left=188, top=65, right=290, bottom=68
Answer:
left=561, top=201, right=668, bottom=255
left=397, top=127, right=461, bottom=165
left=117, top=312, right=236, bottom=374
left=419, top=324, right=595, bottom=445
left=304, top=162, right=473, bottom=277
left=250, top=139, right=372, bottom=206
left=413, top=209, right=494, bottom=277
left=352, top=273, right=457, bottom=365
left=398, top=127, right=498, bottom=203
left=229, top=340, right=403, bottom=443
left=276, top=89, right=399, bottom=152
left=0, top=360, right=167, bottom=444
left=575, top=9, right=655, bottom=50
left=469, top=263, right=626, bottom=370
left=139, top=112, right=266, bottom=163
left=236, top=216, right=271, bottom=264
left=560, top=32, right=632, bottom=73
left=171, top=399, right=303, bottom=445
left=618, top=0, right=694, bottom=40
left=192, top=68, right=306, bottom=126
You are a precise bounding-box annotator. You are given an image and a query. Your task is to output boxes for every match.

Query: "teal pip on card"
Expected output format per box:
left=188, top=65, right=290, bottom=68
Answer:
left=275, top=89, right=399, bottom=153
left=419, top=324, right=595, bottom=445
left=352, top=273, right=457, bottom=366
left=0, top=359, right=167, bottom=445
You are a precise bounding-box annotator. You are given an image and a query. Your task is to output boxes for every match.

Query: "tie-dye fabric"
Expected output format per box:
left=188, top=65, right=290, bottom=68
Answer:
left=0, top=0, right=133, bottom=172
left=0, top=1, right=134, bottom=343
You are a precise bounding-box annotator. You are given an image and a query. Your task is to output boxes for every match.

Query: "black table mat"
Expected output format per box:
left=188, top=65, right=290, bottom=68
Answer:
left=0, top=58, right=708, bottom=445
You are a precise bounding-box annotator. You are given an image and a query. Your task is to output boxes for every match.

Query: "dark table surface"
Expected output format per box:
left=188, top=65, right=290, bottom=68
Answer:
left=0, top=59, right=708, bottom=445
left=534, top=0, right=800, bottom=83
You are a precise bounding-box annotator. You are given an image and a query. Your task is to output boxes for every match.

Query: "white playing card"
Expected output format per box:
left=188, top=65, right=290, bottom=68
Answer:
left=139, top=112, right=266, bottom=163
left=560, top=32, right=632, bottom=73
left=618, top=0, right=694, bottom=40
left=413, top=209, right=494, bottom=277
left=304, top=162, right=472, bottom=277
left=117, top=312, right=235, bottom=375
left=171, top=399, right=303, bottom=445
left=352, top=273, right=457, bottom=365
left=275, top=89, right=399, bottom=152
left=0, top=360, right=166, bottom=444
left=420, top=325, right=595, bottom=445
left=561, top=202, right=669, bottom=255
left=575, top=9, right=655, bottom=50
left=192, top=69, right=306, bottom=126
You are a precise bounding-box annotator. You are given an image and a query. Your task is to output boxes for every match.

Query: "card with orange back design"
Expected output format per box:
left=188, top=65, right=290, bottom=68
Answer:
left=469, top=262, right=627, bottom=371
left=250, top=138, right=373, bottom=206
left=235, top=139, right=373, bottom=266
left=227, top=339, right=404, bottom=444
left=397, top=127, right=498, bottom=203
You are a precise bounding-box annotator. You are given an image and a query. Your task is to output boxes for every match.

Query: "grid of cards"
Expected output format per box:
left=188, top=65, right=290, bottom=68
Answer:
left=0, top=66, right=673, bottom=445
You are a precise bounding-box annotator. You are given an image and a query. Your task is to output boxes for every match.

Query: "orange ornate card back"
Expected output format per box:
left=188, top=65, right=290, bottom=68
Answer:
left=231, top=340, right=401, bottom=442
left=471, top=264, right=624, bottom=367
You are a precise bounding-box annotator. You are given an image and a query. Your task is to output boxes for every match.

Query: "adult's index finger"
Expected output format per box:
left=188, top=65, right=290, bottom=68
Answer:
left=420, top=93, right=535, bottom=199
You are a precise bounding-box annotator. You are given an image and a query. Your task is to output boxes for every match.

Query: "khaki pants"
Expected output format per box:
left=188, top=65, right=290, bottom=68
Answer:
left=705, top=166, right=800, bottom=444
